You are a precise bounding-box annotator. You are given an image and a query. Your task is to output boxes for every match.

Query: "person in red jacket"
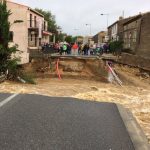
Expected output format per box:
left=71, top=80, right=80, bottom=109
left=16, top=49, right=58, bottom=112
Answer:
left=71, top=43, right=79, bottom=55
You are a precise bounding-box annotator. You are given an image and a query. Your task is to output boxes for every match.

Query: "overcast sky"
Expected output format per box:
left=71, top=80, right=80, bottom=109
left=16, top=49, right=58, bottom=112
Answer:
left=12, top=0, right=150, bottom=36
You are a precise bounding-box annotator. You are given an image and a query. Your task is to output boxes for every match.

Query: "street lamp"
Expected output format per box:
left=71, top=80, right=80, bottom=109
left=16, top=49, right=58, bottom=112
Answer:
left=100, top=13, right=109, bottom=29
left=85, top=24, right=92, bottom=36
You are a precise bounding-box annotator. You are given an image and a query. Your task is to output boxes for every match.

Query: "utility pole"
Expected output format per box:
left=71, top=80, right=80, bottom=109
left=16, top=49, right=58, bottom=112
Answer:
left=100, top=13, right=109, bottom=29
left=122, top=11, right=125, bottom=18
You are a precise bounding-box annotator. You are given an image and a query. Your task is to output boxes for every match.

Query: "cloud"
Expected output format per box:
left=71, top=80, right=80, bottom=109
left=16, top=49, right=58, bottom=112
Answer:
left=12, top=0, right=150, bottom=35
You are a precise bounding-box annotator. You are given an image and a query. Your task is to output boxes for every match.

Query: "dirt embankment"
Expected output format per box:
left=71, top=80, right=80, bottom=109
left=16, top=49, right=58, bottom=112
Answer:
left=0, top=60, right=150, bottom=143
left=22, top=58, right=108, bottom=81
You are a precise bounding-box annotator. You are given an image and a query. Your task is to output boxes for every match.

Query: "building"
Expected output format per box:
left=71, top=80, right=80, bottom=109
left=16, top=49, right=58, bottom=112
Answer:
left=92, top=31, right=107, bottom=45
left=76, top=36, right=84, bottom=44
left=123, top=12, right=150, bottom=58
left=7, top=1, right=52, bottom=64
left=108, top=17, right=131, bottom=42
left=83, top=36, right=94, bottom=45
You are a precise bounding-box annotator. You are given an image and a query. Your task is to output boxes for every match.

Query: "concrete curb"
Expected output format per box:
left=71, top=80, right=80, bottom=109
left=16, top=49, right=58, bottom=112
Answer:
left=117, top=104, right=150, bottom=150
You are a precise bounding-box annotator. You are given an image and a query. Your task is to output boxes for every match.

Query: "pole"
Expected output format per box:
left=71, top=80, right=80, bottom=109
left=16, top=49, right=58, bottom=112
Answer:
left=107, top=14, right=109, bottom=28
left=90, top=24, right=92, bottom=36
left=86, top=24, right=91, bottom=36
left=122, top=10, right=125, bottom=18
left=101, top=14, right=109, bottom=30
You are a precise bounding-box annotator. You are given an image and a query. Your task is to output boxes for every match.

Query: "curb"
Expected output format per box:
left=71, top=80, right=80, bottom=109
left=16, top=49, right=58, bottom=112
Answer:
left=117, top=104, right=150, bottom=150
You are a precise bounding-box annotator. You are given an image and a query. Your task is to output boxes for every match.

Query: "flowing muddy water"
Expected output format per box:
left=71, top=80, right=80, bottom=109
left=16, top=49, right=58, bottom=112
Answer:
left=0, top=75, right=150, bottom=143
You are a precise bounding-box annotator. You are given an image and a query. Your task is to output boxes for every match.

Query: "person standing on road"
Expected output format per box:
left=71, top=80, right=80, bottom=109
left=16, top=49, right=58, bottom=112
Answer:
left=72, top=43, right=79, bottom=55
left=103, top=43, right=109, bottom=53
left=81, top=43, right=84, bottom=55
left=67, top=43, right=71, bottom=55
left=89, top=44, right=94, bottom=55
left=83, top=44, right=89, bottom=55
left=62, top=43, right=67, bottom=55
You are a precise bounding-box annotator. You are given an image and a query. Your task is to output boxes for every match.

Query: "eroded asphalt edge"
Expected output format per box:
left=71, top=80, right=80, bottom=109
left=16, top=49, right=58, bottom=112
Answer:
left=117, top=104, right=150, bottom=150
left=0, top=93, right=19, bottom=108
left=0, top=93, right=149, bottom=149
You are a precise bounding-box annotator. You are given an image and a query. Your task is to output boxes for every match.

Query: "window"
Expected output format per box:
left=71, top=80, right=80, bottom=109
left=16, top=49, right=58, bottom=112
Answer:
left=124, top=25, right=128, bottom=30
left=39, top=38, right=41, bottom=46
left=128, top=32, right=132, bottom=48
left=44, top=21, right=46, bottom=31
left=30, top=14, right=32, bottom=27
left=34, top=16, right=36, bottom=27
left=31, top=34, right=33, bottom=41
left=133, top=30, right=137, bottom=42
left=9, top=31, right=13, bottom=42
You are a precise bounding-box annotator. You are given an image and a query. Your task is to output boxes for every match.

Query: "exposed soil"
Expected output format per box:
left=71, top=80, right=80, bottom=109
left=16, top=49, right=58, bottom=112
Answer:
left=0, top=64, right=150, bottom=143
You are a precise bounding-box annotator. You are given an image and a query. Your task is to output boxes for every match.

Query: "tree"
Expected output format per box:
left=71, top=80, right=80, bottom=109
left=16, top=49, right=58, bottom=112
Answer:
left=0, top=1, right=20, bottom=78
left=65, top=35, right=73, bottom=43
left=109, top=41, right=123, bottom=55
left=72, top=36, right=77, bottom=43
left=35, top=8, right=58, bottom=33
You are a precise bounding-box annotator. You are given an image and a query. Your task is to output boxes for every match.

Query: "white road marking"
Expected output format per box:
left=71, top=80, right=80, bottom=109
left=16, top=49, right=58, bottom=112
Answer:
left=0, top=94, right=19, bottom=108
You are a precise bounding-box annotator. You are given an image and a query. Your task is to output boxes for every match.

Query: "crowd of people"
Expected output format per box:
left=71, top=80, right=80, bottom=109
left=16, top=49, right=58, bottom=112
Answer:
left=52, top=42, right=110, bottom=56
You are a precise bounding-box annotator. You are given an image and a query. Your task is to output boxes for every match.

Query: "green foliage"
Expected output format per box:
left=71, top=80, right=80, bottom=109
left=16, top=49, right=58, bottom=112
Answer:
left=109, top=41, right=123, bottom=53
left=0, top=1, right=20, bottom=78
left=35, top=8, right=69, bottom=42
left=7, top=58, right=20, bottom=77
left=35, top=8, right=58, bottom=33
left=65, top=35, right=73, bottom=43
left=56, top=33, right=64, bottom=42
left=77, top=36, right=83, bottom=39
left=72, top=36, right=77, bottom=43
left=20, top=73, right=36, bottom=85
left=0, top=1, right=11, bottom=49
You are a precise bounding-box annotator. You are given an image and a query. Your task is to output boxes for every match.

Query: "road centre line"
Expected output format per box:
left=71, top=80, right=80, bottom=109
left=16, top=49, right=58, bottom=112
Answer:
left=0, top=93, right=19, bottom=108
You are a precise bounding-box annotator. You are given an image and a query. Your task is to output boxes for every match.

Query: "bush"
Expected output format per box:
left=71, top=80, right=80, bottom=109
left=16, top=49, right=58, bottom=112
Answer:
left=109, top=41, right=123, bottom=55
left=0, top=1, right=20, bottom=79
left=19, top=73, right=36, bottom=85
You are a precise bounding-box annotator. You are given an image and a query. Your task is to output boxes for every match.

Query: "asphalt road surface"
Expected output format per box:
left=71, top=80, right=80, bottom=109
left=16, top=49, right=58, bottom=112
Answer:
left=0, top=93, right=11, bottom=102
left=0, top=93, right=135, bottom=150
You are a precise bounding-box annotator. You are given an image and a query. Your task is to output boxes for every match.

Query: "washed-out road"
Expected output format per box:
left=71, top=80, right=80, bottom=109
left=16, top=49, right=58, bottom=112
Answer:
left=0, top=93, right=135, bottom=150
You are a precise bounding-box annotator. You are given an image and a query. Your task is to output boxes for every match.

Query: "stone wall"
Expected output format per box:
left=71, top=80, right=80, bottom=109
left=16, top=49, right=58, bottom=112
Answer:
left=119, top=53, right=150, bottom=71
left=137, top=13, right=150, bottom=58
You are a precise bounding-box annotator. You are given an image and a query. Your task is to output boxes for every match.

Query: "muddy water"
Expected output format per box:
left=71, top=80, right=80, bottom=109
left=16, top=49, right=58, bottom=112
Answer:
left=0, top=77, right=150, bottom=143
